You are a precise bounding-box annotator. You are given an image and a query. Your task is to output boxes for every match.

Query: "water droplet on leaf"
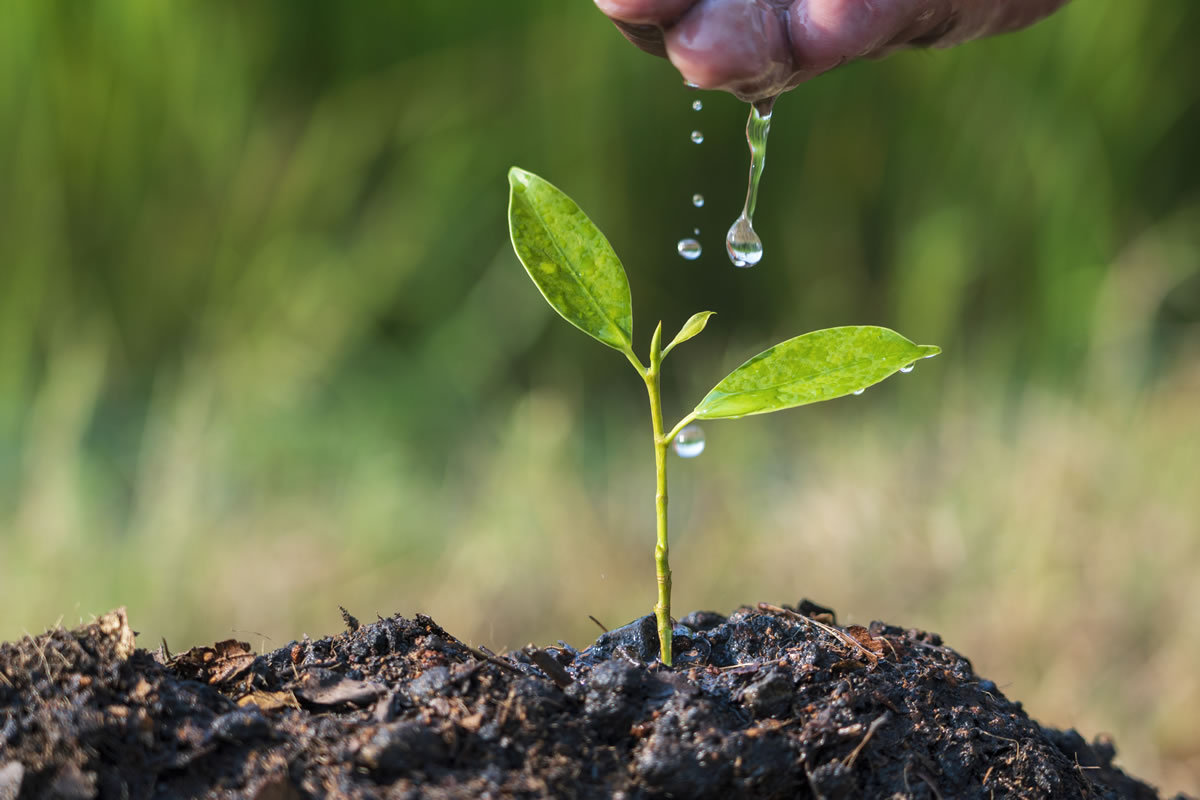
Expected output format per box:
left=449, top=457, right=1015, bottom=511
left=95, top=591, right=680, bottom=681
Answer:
left=899, top=363, right=915, bottom=374
left=690, top=131, right=704, bottom=144
left=677, top=238, right=702, bottom=260
left=673, top=424, right=706, bottom=458
left=852, top=388, right=865, bottom=396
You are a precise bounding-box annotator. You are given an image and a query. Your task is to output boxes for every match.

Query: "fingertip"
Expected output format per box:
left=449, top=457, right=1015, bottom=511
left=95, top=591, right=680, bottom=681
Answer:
left=664, top=0, right=795, bottom=101
left=594, top=0, right=695, bottom=25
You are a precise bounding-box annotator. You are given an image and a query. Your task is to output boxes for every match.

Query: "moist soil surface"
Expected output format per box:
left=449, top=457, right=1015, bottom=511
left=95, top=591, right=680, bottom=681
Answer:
left=0, top=601, right=1188, bottom=800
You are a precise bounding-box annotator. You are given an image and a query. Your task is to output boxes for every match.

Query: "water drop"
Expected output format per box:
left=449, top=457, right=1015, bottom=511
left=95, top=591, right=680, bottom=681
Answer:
left=725, top=103, right=773, bottom=268
left=673, top=424, right=706, bottom=458
left=899, top=363, right=915, bottom=374
left=693, top=227, right=700, bottom=235
left=677, top=238, right=702, bottom=260
left=726, top=217, right=763, bottom=268
left=692, top=193, right=704, bottom=208
left=684, top=80, right=699, bottom=89
left=692, top=99, right=703, bottom=111
left=690, top=130, right=704, bottom=144
left=852, top=388, right=865, bottom=396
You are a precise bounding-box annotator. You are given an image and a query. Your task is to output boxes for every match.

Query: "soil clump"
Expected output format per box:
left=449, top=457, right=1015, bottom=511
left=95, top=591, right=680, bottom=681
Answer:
left=0, top=603, right=1187, bottom=799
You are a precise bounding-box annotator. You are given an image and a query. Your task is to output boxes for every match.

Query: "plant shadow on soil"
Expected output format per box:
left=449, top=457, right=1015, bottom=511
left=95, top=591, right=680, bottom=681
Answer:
left=0, top=602, right=1190, bottom=799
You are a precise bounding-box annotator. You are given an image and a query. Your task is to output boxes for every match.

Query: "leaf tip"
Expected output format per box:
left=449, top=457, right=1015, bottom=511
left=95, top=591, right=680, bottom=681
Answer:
left=918, top=344, right=942, bottom=359
left=508, top=166, right=532, bottom=191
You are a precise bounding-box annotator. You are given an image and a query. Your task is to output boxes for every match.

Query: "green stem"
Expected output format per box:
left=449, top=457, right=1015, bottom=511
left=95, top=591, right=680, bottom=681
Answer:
left=644, top=324, right=673, bottom=666
left=663, top=412, right=698, bottom=450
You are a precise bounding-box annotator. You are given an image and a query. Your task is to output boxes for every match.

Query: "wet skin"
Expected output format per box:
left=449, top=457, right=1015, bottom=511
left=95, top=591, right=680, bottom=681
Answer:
left=594, top=0, right=1072, bottom=104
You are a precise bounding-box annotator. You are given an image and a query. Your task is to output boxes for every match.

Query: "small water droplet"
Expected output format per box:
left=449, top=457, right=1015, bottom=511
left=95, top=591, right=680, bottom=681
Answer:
left=899, top=363, right=915, bottom=374
left=690, top=130, right=704, bottom=144
left=692, top=99, right=703, bottom=111
left=673, top=424, right=706, bottom=458
left=725, top=216, right=763, bottom=268
left=684, top=80, right=699, bottom=89
left=852, top=388, right=865, bottom=396
left=692, top=193, right=704, bottom=208
left=677, top=238, right=702, bottom=260
left=693, top=227, right=700, bottom=236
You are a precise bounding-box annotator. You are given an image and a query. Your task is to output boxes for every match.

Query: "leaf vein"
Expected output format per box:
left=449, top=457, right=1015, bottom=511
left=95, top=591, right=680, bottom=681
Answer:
left=527, top=203, right=629, bottom=349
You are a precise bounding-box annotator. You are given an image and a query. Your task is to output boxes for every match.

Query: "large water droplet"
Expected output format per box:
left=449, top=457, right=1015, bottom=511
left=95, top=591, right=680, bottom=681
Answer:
left=899, top=363, right=915, bottom=374
left=673, top=424, right=706, bottom=458
left=692, top=99, right=703, bottom=111
left=725, top=217, right=763, bottom=268
left=690, top=130, right=704, bottom=144
left=692, top=193, right=704, bottom=208
left=852, top=388, right=865, bottom=396
left=677, top=238, right=702, bottom=260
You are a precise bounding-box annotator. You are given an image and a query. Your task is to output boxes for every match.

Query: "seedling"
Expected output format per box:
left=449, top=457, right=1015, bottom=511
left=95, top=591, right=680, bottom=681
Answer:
left=507, top=167, right=940, bottom=666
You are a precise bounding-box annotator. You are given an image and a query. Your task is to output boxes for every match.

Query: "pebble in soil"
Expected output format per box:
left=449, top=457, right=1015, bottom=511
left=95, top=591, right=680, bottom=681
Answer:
left=0, top=604, right=1188, bottom=799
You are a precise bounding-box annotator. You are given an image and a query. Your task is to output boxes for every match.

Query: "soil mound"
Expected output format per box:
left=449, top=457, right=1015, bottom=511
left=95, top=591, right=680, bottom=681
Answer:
left=0, top=603, right=1186, bottom=799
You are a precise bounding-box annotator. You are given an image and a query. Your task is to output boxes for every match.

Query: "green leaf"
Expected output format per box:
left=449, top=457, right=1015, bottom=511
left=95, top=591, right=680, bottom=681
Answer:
left=508, top=167, right=634, bottom=355
left=694, top=326, right=940, bottom=420
left=662, top=311, right=715, bottom=357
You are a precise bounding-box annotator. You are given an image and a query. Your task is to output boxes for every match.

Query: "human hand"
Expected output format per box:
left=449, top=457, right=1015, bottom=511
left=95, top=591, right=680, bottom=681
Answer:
left=594, top=0, right=1071, bottom=103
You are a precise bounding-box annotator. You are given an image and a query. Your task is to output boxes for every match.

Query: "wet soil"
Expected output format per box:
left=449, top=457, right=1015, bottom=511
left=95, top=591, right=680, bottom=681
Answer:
left=0, top=602, right=1188, bottom=799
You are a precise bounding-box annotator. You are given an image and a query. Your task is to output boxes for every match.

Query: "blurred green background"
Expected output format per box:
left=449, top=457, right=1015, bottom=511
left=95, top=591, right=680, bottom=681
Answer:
left=2, top=0, right=1198, bottom=792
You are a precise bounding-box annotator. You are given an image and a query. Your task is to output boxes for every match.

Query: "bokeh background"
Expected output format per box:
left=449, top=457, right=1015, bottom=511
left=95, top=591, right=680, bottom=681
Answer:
left=2, top=0, right=1198, bottom=792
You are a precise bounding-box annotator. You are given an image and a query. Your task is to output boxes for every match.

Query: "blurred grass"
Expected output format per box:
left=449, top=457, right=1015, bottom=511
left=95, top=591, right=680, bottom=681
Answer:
left=1, top=0, right=1198, bottom=793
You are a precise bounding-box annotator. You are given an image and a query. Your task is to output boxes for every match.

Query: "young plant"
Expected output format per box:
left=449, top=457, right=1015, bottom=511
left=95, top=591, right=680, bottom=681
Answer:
left=507, top=167, right=940, bottom=666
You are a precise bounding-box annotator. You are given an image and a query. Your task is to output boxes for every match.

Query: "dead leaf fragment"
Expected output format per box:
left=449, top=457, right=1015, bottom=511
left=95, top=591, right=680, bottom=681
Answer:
left=844, top=625, right=886, bottom=656
left=294, top=670, right=385, bottom=708
left=238, top=690, right=301, bottom=712
left=169, top=639, right=257, bottom=686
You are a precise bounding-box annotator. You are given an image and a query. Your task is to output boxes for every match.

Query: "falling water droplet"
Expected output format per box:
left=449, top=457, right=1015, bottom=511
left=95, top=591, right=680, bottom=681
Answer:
left=726, top=103, right=773, bottom=268
left=690, top=130, right=704, bottom=144
left=673, top=424, right=706, bottom=458
left=692, top=99, right=703, bottom=111
left=899, top=363, right=915, bottom=374
left=677, top=238, right=702, bottom=260
left=726, top=217, right=763, bottom=268
left=692, top=193, right=705, bottom=208
left=852, top=388, right=865, bottom=396
left=693, top=227, right=700, bottom=236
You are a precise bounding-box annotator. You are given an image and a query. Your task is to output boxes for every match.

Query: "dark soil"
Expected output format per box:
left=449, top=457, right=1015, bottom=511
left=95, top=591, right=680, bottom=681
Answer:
left=0, top=602, right=1188, bottom=799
